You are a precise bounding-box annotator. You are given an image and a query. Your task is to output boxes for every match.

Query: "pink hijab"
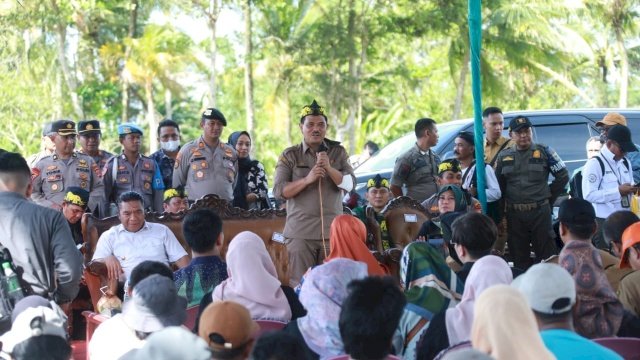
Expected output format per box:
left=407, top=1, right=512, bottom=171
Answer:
left=445, top=255, right=513, bottom=345
left=212, top=231, right=291, bottom=322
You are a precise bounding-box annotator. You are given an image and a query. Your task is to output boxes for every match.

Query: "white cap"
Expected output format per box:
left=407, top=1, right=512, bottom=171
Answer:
left=0, top=306, right=67, bottom=354
left=512, top=263, right=576, bottom=314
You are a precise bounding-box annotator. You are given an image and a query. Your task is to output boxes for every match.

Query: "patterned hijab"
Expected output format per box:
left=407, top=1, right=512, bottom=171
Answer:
left=212, top=231, right=291, bottom=322
left=445, top=256, right=513, bottom=345
left=400, top=242, right=463, bottom=320
left=472, top=285, right=555, bottom=360
left=297, top=259, right=368, bottom=360
left=325, top=214, right=387, bottom=276
left=559, top=240, right=624, bottom=338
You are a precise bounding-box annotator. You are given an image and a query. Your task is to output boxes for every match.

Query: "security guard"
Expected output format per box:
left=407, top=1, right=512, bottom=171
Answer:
left=172, top=108, right=237, bottom=202
left=495, top=116, right=569, bottom=269
left=77, top=120, right=114, bottom=171
left=103, top=123, right=164, bottom=213
left=390, top=118, right=440, bottom=203
left=31, top=120, right=104, bottom=214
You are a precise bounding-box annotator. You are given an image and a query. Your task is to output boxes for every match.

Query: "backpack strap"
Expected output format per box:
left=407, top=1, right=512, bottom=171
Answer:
left=594, top=155, right=605, bottom=190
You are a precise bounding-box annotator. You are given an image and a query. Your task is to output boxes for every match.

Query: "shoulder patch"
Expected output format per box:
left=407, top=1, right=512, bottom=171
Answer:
left=398, top=163, right=411, bottom=178
left=31, top=168, right=40, bottom=180
left=588, top=174, right=597, bottom=183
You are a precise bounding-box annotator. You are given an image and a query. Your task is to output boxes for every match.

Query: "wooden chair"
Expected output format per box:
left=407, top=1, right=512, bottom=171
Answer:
left=381, top=197, right=429, bottom=248
left=183, top=306, right=200, bottom=332
left=81, top=311, right=109, bottom=360
left=593, top=337, right=640, bottom=360
left=81, top=194, right=290, bottom=311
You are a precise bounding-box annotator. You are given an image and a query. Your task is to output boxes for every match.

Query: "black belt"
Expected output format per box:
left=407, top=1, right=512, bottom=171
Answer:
left=507, top=199, right=548, bottom=211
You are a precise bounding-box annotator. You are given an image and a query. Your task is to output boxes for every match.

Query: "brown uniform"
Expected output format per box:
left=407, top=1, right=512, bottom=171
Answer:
left=617, top=270, right=640, bottom=317
left=31, top=152, right=104, bottom=213
left=172, top=136, right=238, bottom=202
left=273, top=139, right=355, bottom=286
left=484, top=136, right=512, bottom=167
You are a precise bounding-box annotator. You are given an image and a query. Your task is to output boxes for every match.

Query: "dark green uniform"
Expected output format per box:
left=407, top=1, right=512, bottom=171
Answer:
left=390, top=144, right=440, bottom=202
left=495, top=143, right=569, bottom=269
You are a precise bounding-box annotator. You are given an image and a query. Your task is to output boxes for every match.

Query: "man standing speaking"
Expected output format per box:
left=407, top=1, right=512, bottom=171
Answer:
left=274, top=100, right=355, bottom=286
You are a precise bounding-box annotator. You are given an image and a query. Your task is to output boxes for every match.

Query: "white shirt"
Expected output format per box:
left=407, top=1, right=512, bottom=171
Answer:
left=92, top=222, right=188, bottom=280
left=582, top=146, right=633, bottom=218
left=460, top=163, right=502, bottom=202
left=89, top=314, right=144, bottom=360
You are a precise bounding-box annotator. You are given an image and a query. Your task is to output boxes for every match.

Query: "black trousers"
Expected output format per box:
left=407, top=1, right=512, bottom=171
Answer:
left=506, top=203, right=557, bottom=270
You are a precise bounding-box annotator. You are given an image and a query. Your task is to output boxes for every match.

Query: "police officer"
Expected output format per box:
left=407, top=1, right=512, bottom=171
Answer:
left=77, top=120, right=114, bottom=171
left=390, top=118, right=440, bottom=203
left=103, top=123, right=164, bottom=213
left=31, top=120, right=104, bottom=214
left=495, top=116, right=569, bottom=269
left=172, top=108, right=237, bottom=202
left=26, top=122, right=55, bottom=168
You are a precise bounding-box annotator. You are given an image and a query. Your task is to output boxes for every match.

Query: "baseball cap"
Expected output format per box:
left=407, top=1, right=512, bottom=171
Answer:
left=122, top=274, right=187, bottom=333
left=11, top=296, right=52, bottom=324
left=201, top=108, right=227, bottom=126
left=0, top=306, right=67, bottom=354
left=117, top=123, right=144, bottom=136
left=620, top=222, right=640, bottom=269
left=512, top=263, right=576, bottom=314
left=121, top=327, right=211, bottom=360
left=607, top=125, right=637, bottom=153
left=64, top=186, right=90, bottom=209
left=42, top=122, right=54, bottom=136
left=51, top=120, right=77, bottom=136
left=198, top=301, right=259, bottom=352
left=78, top=120, right=102, bottom=134
left=558, top=198, right=595, bottom=225
left=596, top=112, right=627, bottom=127
left=509, top=116, right=532, bottom=132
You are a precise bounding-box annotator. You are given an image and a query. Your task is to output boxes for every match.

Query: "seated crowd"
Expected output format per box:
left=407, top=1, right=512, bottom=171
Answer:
left=2, top=107, right=640, bottom=360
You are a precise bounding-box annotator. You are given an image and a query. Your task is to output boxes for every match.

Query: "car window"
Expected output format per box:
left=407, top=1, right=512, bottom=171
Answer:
left=531, top=123, right=593, bottom=168
left=355, top=133, right=414, bottom=173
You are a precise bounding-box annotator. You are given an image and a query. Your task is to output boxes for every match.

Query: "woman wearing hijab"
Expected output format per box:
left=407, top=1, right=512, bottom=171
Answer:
left=471, top=285, right=554, bottom=360
left=393, top=242, right=464, bottom=360
left=227, top=131, right=271, bottom=210
left=211, top=231, right=298, bottom=322
left=416, top=255, right=513, bottom=359
left=283, top=259, right=368, bottom=360
left=325, top=214, right=388, bottom=276
left=559, top=240, right=624, bottom=338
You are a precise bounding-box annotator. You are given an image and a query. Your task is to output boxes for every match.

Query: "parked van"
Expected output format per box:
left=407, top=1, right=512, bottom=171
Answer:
left=354, top=109, right=640, bottom=200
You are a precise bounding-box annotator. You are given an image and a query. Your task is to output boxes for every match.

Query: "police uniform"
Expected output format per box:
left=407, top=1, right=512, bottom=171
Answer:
left=495, top=117, right=569, bottom=269
left=77, top=120, right=114, bottom=171
left=172, top=136, right=237, bottom=202
left=26, top=122, right=54, bottom=168
left=103, top=123, right=164, bottom=212
left=31, top=120, right=104, bottom=215
left=391, top=144, right=440, bottom=203
left=273, top=137, right=355, bottom=286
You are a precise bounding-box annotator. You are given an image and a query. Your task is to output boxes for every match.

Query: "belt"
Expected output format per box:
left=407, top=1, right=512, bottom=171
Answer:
left=507, top=199, right=548, bottom=212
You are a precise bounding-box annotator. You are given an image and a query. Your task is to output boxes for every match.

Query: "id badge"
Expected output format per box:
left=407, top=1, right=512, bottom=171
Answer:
left=621, top=195, right=630, bottom=208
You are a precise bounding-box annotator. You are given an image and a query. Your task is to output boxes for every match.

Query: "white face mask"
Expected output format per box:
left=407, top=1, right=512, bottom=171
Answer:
left=161, top=140, right=180, bottom=152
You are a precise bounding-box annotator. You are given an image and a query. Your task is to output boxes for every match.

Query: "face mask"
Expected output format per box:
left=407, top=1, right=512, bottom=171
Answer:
left=161, top=140, right=180, bottom=152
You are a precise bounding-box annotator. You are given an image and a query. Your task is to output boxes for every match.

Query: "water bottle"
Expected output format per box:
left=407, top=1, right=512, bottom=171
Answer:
left=2, top=262, right=23, bottom=302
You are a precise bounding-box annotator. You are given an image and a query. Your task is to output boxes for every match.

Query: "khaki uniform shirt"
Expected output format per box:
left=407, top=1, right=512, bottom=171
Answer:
left=273, top=139, right=355, bottom=239
left=390, top=144, right=440, bottom=203
left=600, top=249, right=634, bottom=291
left=172, top=136, right=238, bottom=202
left=617, top=271, right=640, bottom=317
left=103, top=154, right=164, bottom=212
left=484, top=136, right=512, bottom=167
left=31, top=152, right=104, bottom=213
left=79, top=149, right=114, bottom=174
left=495, top=143, right=569, bottom=204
